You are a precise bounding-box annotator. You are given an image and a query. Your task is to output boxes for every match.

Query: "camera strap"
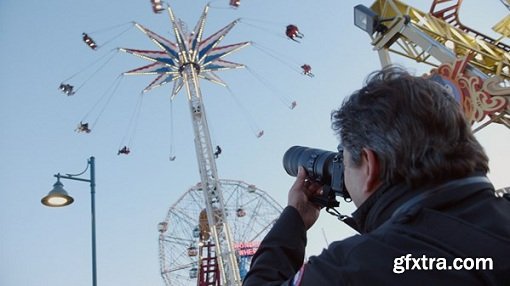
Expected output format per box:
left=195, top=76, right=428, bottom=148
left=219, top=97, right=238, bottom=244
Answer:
left=326, top=207, right=360, bottom=232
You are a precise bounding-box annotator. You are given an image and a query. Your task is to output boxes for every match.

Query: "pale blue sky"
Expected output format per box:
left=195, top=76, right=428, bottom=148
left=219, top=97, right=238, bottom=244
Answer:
left=1, top=1, right=508, bottom=286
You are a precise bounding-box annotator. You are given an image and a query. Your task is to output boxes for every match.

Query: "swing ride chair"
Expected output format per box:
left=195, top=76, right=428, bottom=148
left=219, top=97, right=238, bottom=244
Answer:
left=60, top=2, right=509, bottom=285
left=57, top=2, right=297, bottom=285
left=57, top=3, right=325, bottom=282
left=60, top=0, right=315, bottom=157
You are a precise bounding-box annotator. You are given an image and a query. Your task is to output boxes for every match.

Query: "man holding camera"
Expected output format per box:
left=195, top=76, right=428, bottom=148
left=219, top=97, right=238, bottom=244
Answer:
left=243, top=67, right=510, bottom=285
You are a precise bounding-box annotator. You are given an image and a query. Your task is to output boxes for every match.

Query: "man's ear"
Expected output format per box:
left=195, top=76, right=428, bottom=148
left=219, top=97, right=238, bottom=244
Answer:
left=361, top=148, right=381, bottom=195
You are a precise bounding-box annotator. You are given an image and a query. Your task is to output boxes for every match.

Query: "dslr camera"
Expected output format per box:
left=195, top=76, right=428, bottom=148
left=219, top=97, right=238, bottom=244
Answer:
left=283, top=146, right=351, bottom=208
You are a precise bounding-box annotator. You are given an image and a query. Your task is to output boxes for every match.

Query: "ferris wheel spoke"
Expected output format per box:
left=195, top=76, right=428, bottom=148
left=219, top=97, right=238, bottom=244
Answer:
left=165, top=264, right=195, bottom=273
left=161, top=235, right=193, bottom=246
left=170, top=208, right=199, bottom=225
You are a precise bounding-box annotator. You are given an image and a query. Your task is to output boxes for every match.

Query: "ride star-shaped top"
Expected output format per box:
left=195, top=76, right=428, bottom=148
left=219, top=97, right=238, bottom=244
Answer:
left=120, top=4, right=249, bottom=96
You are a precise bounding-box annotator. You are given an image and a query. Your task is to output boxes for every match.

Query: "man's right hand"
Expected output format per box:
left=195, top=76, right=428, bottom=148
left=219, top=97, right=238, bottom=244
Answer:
left=288, top=166, right=323, bottom=230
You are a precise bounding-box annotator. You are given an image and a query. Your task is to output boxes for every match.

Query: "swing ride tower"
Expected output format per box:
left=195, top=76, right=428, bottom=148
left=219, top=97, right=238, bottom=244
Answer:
left=120, top=4, right=251, bottom=286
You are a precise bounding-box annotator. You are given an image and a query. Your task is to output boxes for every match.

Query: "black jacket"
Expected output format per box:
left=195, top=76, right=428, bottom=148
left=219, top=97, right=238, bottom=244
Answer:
left=243, top=176, right=510, bottom=285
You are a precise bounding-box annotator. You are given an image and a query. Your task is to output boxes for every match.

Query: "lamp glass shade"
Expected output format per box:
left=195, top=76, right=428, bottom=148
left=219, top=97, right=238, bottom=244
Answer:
left=354, top=4, right=377, bottom=34
left=41, top=181, right=74, bottom=207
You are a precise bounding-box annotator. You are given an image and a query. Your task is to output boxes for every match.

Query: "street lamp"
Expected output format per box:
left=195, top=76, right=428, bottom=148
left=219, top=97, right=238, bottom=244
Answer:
left=41, top=156, right=97, bottom=286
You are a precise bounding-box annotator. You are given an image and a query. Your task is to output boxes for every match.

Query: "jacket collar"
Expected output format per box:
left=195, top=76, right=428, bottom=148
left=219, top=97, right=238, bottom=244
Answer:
left=352, top=182, right=415, bottom=233
left=351, top=173, right=492, bottom=234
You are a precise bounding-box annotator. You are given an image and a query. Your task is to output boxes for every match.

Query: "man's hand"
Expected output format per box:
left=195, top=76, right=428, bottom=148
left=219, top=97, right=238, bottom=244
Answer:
left=288, top=166, right=323, bottom=230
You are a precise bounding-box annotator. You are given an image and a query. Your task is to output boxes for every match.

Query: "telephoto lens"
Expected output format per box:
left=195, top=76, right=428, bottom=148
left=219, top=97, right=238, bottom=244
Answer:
left=283, top=146, right=338, bottom=186
left=283, top=146, right=350, bottom=205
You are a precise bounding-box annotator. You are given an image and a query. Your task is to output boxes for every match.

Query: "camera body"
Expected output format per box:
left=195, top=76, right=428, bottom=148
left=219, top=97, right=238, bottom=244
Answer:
left=283, top=146, right=350, bottom=208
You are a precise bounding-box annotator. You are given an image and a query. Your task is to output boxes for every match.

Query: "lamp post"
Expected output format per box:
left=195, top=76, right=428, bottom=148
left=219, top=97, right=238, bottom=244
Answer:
left=41, top=156, right=97, bottom=286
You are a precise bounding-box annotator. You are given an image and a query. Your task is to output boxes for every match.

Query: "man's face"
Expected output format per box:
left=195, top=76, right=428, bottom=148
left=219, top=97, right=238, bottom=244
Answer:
left=343, top=148, right=370, bottom=207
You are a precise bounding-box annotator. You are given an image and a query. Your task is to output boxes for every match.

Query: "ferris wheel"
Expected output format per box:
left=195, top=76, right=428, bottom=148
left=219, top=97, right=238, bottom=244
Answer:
left=158, top=179, right=283, bottom=286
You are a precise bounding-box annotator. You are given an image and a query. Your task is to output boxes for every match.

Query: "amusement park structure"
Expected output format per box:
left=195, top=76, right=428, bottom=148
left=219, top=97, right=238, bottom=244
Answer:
left=117, top=4, right=282, bottom=286
left=355, top=0, right=510, bottom=132
left=355, top=0, right=510, bottom=195
left=60, top=1, right=509, bottom=284
left=158, top=179, right=282, bottom=285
